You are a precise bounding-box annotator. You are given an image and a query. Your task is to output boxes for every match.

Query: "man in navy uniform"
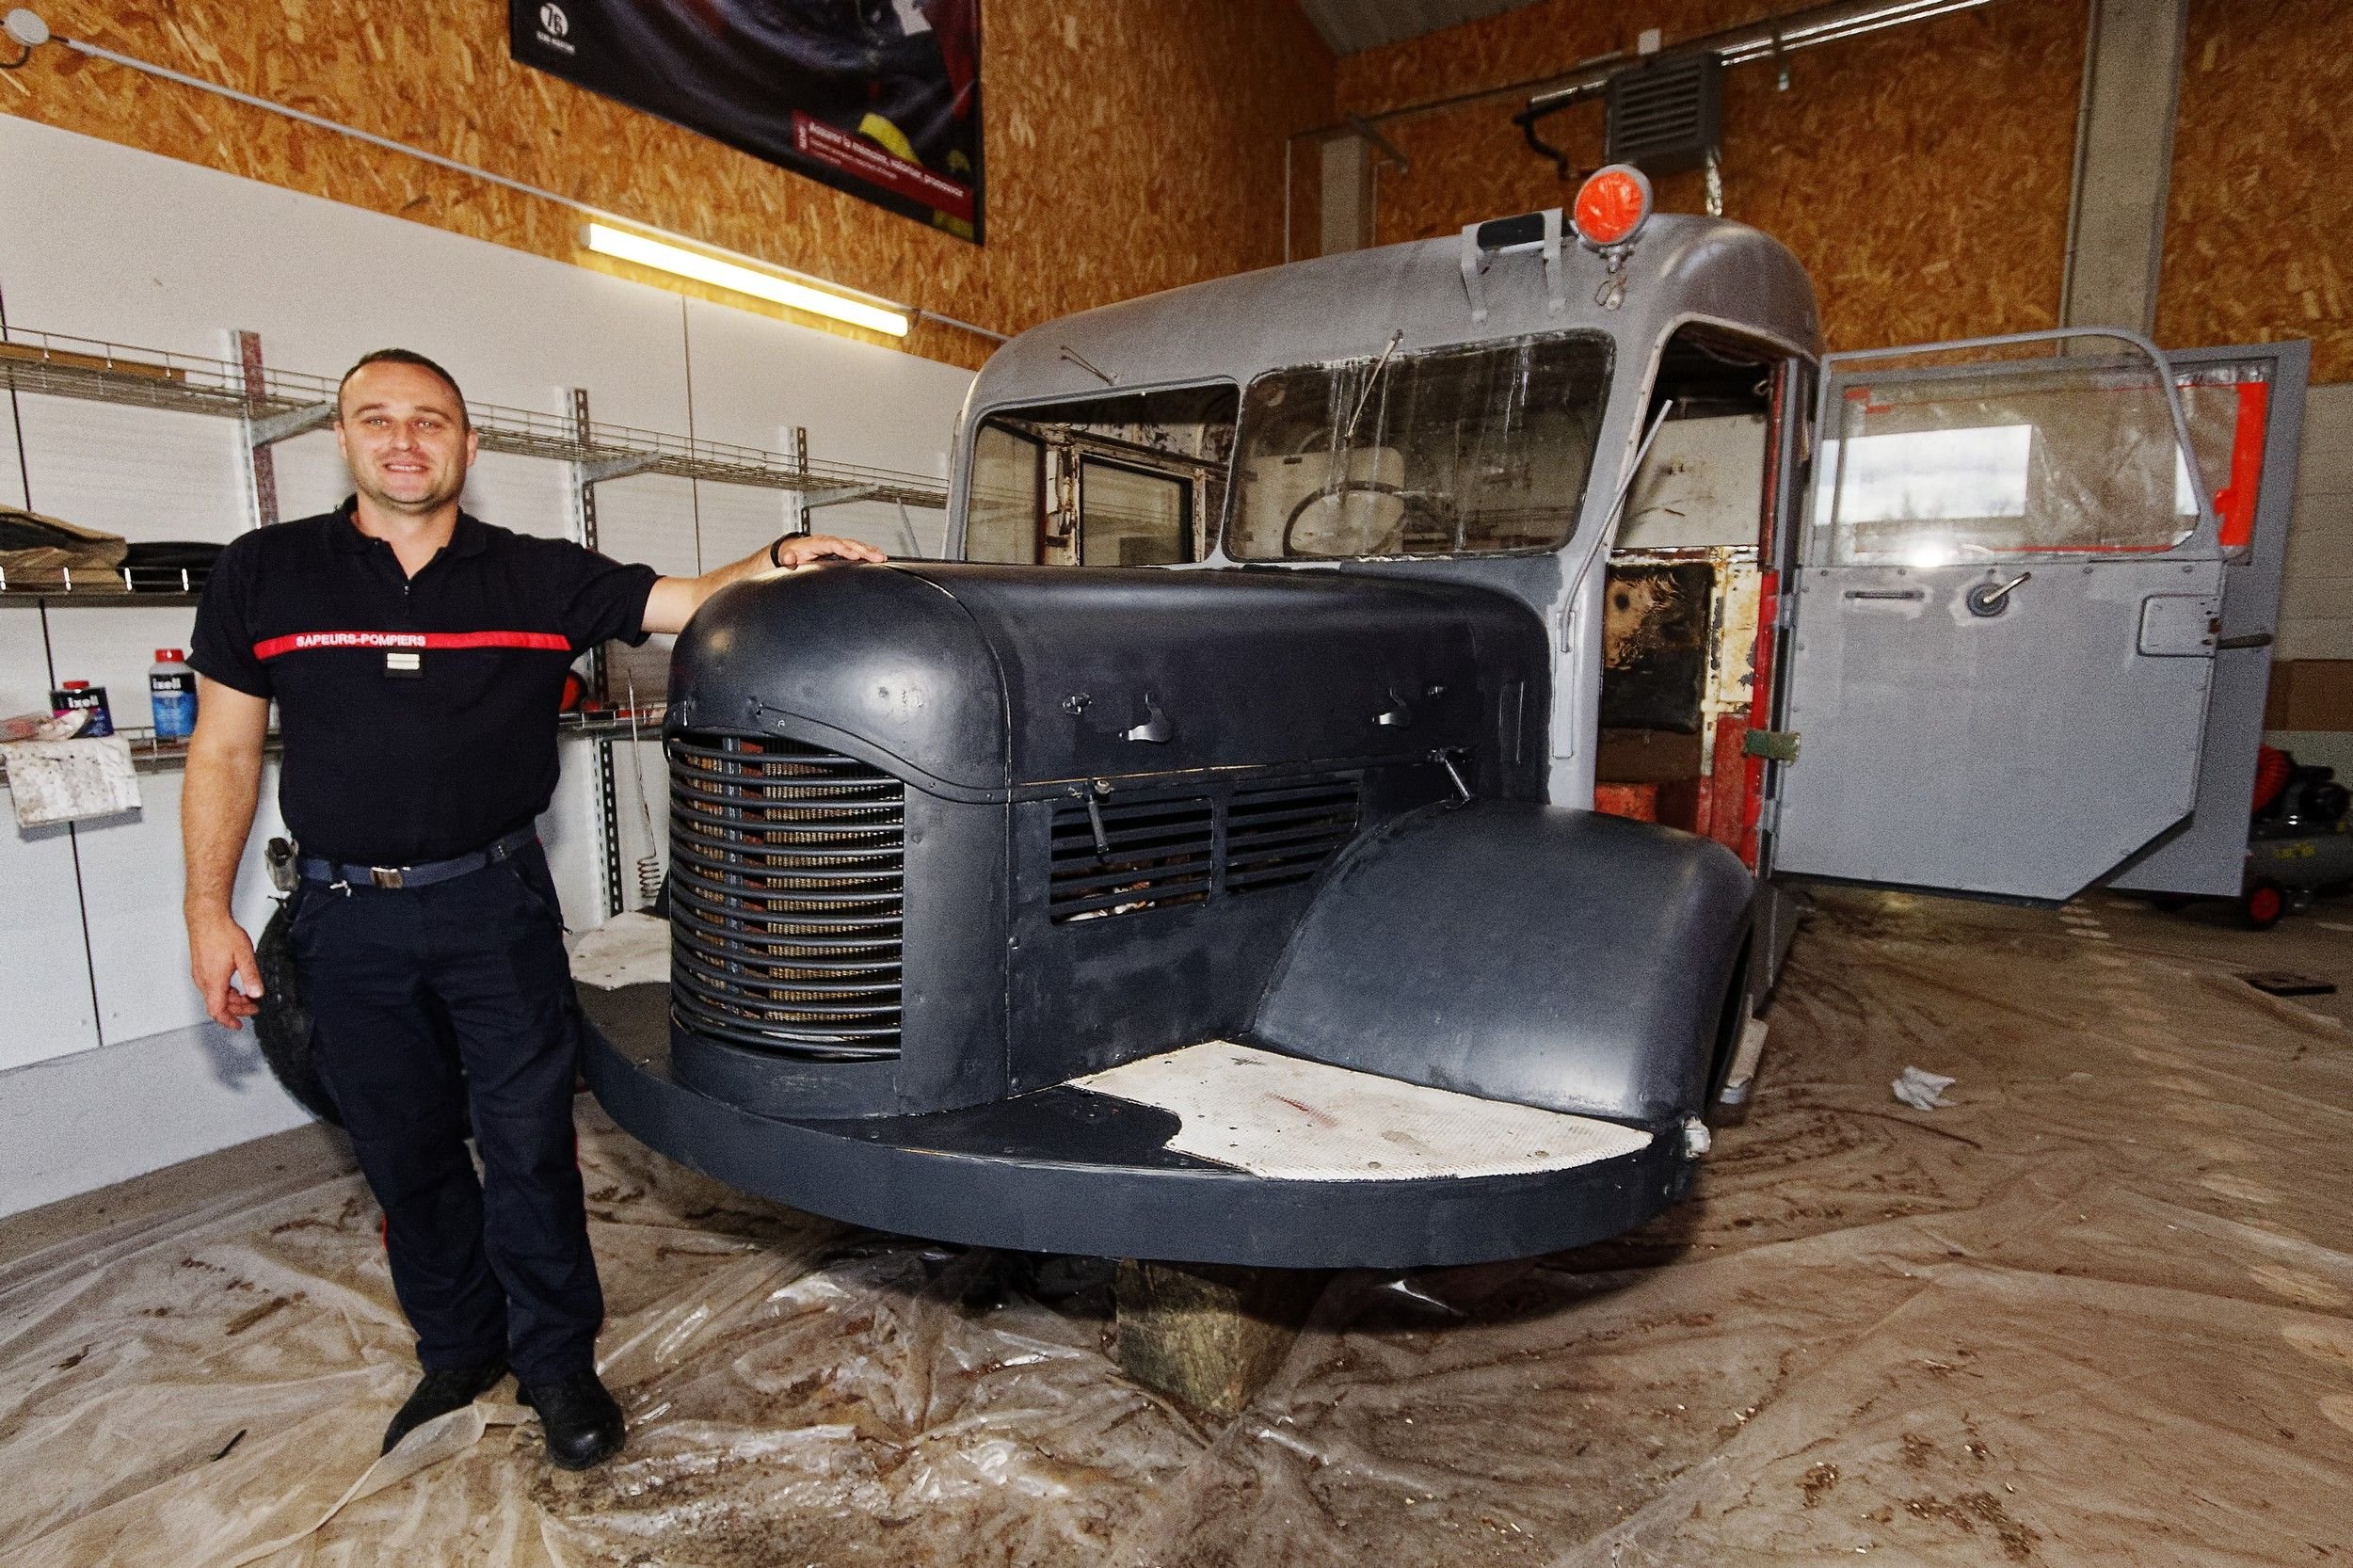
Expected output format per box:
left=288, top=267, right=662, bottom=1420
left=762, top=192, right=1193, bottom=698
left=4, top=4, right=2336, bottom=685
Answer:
left=181, top=348, right=884, bottom=1468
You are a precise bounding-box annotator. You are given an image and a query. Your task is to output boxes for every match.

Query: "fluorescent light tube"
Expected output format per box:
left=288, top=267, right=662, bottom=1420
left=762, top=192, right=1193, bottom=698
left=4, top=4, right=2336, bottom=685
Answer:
left=581, top=222, right=911, bottom=337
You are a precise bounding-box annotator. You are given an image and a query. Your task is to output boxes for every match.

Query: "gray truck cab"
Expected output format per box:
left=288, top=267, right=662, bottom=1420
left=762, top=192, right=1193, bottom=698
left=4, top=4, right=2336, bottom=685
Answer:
left=586, top=176, right=2304, bottom=1268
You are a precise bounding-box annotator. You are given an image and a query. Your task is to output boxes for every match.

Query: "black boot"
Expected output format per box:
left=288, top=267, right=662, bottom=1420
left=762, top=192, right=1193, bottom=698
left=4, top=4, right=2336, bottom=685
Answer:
left=382, top=1359, right=508, bottom=1454
left=519, top=1370, right=626, bottom=1470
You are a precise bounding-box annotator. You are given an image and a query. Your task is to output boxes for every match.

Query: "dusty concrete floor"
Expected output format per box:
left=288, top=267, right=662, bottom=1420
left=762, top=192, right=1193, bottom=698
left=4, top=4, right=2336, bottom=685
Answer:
left=2, top=888, right=2348, bottom=1567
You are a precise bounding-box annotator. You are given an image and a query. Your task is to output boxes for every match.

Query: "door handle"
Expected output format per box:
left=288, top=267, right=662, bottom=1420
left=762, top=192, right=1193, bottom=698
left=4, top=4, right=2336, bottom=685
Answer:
left=2215, top=632, right=2274, bottom=650
left=1965, top=572, right=2032, bottom=617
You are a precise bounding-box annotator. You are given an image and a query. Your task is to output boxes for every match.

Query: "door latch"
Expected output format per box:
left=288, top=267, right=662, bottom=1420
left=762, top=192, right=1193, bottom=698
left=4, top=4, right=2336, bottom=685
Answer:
left=1742, top=729, right=1801, bottom=763
left=1123, top=698, right=1173, bottom=744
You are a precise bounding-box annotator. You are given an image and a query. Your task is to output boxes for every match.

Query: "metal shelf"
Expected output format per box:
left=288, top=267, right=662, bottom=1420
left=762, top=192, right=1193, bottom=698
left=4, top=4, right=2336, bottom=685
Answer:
left=0, top=704, right=669, bottom=785
left=0, top=575, right=205, bottom=602
left=0, top=328, right=950, bottom=509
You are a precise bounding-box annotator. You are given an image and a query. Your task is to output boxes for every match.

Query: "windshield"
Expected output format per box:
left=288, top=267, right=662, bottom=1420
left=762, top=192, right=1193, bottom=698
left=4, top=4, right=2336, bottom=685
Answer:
left=1225, top=333, right=1612, bottom=560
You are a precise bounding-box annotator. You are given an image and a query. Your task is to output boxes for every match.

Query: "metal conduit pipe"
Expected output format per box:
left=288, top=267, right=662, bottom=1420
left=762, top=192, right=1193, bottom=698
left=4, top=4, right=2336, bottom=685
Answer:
left=1281, top=0, right=2003, bottom=255
left=1511, top=0, right=1999, bottom=174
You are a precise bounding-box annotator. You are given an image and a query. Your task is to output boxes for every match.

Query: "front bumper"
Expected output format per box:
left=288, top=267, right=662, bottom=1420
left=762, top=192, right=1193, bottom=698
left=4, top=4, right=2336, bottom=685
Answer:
left=582, top=984, right=1695, bottom=1270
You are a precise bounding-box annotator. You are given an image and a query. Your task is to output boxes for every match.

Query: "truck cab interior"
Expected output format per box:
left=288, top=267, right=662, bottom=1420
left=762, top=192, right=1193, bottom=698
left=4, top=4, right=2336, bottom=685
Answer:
left=1597, top=325, right=1791, bottom=863
left=964, top=384, right=1236, bottom=567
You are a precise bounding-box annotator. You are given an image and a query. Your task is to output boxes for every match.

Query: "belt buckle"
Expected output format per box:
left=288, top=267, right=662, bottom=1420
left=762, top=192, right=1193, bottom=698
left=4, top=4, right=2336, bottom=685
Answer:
left=370, top=866, right=405, bottom=889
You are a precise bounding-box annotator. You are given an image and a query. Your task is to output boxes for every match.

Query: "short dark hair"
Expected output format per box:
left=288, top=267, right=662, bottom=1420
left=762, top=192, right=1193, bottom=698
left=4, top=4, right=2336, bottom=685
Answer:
left=336, top=348, right=470, bottom=430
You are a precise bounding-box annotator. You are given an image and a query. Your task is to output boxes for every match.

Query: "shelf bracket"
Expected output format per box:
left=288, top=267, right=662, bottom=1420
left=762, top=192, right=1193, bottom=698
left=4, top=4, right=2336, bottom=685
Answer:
left=800, top=484, right=878, bottom=512
left=246, top=400, right=335, bottom=448
left=579, top=452, right=664, bottom=486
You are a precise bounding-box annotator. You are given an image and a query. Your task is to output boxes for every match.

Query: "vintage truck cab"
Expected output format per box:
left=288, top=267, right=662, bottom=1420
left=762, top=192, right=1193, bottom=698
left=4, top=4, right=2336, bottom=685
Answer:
left=584, top=170, right=2304, bottom=1268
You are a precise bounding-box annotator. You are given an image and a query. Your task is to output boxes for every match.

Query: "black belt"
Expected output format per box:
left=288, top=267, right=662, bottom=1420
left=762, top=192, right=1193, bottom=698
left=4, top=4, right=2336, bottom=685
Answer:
left=298, top=826, right=539, bottom=890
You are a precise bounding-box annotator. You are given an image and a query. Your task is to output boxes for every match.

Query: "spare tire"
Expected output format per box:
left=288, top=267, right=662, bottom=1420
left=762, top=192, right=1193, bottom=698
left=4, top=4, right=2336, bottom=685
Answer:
left=254, top=899, right=341, bottom=1126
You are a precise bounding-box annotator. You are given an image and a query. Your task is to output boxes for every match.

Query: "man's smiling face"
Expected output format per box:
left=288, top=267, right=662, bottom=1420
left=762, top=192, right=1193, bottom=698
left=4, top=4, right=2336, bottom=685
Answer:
left=334, top=360, right=478, bottom=515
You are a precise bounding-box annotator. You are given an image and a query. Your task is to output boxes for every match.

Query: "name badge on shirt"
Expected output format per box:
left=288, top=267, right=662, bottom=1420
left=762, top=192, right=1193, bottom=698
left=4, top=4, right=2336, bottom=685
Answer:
left=384, top=649, right=423, bottom=680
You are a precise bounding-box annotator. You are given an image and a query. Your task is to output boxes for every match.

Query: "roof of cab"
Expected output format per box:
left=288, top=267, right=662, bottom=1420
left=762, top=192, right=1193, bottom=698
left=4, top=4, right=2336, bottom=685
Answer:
left=967, top=213, right=1822, bottom=415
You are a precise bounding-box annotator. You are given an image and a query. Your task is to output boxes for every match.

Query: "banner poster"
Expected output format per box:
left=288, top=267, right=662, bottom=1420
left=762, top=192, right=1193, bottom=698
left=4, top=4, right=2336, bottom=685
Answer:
left=511, top=0, right=984, bottom=242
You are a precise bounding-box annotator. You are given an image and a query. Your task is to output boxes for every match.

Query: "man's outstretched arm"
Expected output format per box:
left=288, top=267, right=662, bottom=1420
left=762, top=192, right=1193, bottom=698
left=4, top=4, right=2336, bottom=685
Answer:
left=183, top=678, right=273, bottom=1032
left=640, top=533, right=885, bottom=636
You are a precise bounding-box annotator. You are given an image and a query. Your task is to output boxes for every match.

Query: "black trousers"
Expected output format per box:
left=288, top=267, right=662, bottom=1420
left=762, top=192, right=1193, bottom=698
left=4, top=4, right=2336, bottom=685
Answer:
left=290, top=842, right=604, bottom=1386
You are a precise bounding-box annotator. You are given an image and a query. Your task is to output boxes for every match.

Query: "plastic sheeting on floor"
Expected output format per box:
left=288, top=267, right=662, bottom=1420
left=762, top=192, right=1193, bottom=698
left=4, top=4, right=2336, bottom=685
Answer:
left=4, top=889, right=2349, bottom=1566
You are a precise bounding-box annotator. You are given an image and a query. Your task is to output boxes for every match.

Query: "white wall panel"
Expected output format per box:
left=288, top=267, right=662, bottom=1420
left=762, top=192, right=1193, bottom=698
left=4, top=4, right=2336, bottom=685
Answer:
left=57, top=760, right=290, bottom=1049
left=0, top=819, right=98, bottom=1072
left=458, top=448, right=574, bottom=544
left=0, top=426, right=24, bottom=510
left=71, top=769, right=205, bottom=1044
left=2279, top=383, right=2352, bottom=662
left=682, top=296, right=966, bottom=561
left=539, top=738, right=608, bottom=928
left=681, top=296, right=966, bottom=477
left=7, top=399, right=249, bottom=546
left=270, top=426, right=360, bottom=525
left=0, top=1020, right=312, bottom=1219
left=0, top=602, right=56, bottom=729
left=589, top=472, right=705, bottom=578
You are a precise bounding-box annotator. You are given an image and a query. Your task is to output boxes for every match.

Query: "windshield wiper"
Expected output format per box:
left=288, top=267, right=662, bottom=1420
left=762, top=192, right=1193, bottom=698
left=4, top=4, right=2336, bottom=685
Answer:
left=1342, top=329, right=1405, bottom=444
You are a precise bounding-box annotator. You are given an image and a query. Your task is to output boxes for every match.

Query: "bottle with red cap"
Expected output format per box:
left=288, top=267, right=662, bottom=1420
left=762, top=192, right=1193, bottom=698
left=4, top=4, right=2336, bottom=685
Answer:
left=51, top=680, right=114, bottom=737
left=150, top=649, right=197, bottom=741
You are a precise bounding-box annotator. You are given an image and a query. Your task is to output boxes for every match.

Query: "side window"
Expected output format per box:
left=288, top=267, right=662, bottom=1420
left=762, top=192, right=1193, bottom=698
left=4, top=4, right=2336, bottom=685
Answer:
left=967, top=422, right=1043, bottom=564
left=1080, top=458, right=1192, bottom=566
left=957, top=384, right=1236, bottom=567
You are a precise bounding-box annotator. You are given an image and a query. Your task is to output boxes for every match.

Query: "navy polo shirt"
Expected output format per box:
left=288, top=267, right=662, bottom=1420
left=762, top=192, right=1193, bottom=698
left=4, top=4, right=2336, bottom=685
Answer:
left=189, top=498, right=659, bottom=867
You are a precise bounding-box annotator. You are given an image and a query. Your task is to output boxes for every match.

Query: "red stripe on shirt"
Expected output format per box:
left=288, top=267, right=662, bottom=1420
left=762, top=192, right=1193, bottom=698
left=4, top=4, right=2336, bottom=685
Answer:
left=252, top=630, right=573, bottom=661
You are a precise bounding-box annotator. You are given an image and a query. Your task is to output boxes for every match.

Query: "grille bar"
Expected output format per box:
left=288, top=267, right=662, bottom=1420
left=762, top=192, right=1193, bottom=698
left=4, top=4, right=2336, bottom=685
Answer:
left=1225, top=778, right=1361, bottom=895
left=1046, top=776, right=1364, bottom=922
left=1048, top=796, right=1215, bottom=922
left=668, top=732, right=905, bottom=1058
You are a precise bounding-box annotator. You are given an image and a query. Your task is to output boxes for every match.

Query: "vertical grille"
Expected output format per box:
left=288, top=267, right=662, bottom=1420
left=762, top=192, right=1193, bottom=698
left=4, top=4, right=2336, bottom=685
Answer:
left=667, top=732, right=903, bottom=1059
left=1049, top=795, right=1214, bottom=921
left=1225, top=778, right=1362, bottom=893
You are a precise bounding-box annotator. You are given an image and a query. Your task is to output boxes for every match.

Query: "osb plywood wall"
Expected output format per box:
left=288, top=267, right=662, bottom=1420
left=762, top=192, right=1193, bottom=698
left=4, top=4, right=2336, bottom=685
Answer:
left=1337, top=0, right=2353, bottom=378
left=1334, top=0, right=2089, bottom=356
left=2160, top=0, right=2353, bottom=383
left=0, top=1, right=1333, bottom=371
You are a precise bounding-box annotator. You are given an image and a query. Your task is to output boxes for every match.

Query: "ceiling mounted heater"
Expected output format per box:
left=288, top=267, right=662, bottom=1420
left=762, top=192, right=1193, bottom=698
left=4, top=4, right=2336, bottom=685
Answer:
left=1605, top=54, right=1723, bottom=178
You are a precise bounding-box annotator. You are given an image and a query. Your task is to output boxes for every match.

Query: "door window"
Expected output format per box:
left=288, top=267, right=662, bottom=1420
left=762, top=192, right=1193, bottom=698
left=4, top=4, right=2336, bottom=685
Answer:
left=1813, top=346, right=2201, bottom=567
left=967, top=422, right=1044, bottom=564
left=1079, top=458, right=1192, bottom=566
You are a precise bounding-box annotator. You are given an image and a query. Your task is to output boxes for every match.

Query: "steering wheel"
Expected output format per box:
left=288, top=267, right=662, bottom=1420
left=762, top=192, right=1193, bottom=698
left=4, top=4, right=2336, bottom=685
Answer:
left=1283, top=479, right=1443, bottom=556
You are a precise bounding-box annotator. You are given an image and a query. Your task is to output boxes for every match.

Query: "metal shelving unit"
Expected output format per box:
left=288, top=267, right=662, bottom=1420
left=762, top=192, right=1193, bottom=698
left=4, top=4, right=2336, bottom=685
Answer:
left=0, top=579, right=201, bottom=600
left=4, top=324, right=942, bottom=915
left=0, top=328, right=951, bottom=513
left=0, top=703, right=670, bottom=784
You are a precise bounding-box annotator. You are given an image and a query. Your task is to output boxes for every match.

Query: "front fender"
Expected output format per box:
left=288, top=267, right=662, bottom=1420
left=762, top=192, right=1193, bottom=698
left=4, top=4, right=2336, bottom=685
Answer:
left=1251, top=800, right=1753, bottom=1123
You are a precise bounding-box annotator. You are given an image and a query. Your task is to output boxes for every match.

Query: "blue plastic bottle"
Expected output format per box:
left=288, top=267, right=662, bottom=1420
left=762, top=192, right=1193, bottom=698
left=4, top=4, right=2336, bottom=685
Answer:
left=150, top=648, right=198, bottom=741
